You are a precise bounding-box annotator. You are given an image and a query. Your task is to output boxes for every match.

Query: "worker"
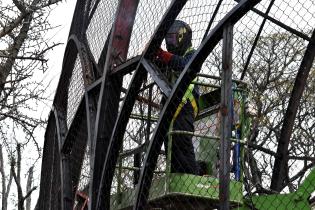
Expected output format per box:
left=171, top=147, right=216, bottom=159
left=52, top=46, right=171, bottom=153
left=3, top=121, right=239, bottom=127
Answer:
left=154, top=20, right=199, bottom=175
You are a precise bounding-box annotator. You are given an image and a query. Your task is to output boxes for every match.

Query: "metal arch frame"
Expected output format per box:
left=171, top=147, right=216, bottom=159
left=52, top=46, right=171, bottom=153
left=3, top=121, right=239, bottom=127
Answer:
left=60, top=34, right=95, bottom=209
left=36, top=113, right=57, bottom=209
left=54, top=34, right=93, bottom=153
left=60, top=35, right=94, bottom=154
left=94, top=0, right=189, bottom=209
left=92, top=0, right=262, bottom=209
left=67, top=35, right=94, bottom=87
left=46, top=33, right=94, bottom=210
left=270, top=29, right=315, bottom=191
left=88, top=0, right=140, bottom=209
left=133, top=0, right=261, bottom=209
left=53, top=34, right=93, bottom=112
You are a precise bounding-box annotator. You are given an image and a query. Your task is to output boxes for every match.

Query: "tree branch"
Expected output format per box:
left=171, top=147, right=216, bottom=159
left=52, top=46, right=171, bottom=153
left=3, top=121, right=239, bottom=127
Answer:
left=12, top=0, right=27, bottom=13
left=23, top=186, right=37, bottom=203
left=271, top=30, right=315, bottom=191
left=0, top=55, right=48, bottom=62
left=11, top=160, right=23, bottom=202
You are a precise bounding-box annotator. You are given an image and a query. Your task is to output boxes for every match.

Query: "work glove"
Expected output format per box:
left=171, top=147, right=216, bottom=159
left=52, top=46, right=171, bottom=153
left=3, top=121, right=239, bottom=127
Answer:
left=155, top=48, right=173, bottom=64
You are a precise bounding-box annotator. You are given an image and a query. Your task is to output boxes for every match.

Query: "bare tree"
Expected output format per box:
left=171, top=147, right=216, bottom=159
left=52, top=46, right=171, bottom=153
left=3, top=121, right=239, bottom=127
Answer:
left=25, top=165, right=34, bottom=210
left=0, top=0, right=64, bottom=209
left=242, top=33, right=315, bottom=194
left=0, top=0, right=62, bottom=134
left=10, top=144, right=37, bottom=210
left=0, top=144, right=13, bottom=210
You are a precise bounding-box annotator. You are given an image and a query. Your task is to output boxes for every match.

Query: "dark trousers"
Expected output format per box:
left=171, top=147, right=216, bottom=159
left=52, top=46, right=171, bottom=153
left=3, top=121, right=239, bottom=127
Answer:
left=167, top=102, right=199, bottom=174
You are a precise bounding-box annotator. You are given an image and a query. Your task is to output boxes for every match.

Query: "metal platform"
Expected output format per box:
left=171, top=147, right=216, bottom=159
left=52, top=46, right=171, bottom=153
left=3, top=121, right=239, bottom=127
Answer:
left=111, top=173, right=243, bottom=210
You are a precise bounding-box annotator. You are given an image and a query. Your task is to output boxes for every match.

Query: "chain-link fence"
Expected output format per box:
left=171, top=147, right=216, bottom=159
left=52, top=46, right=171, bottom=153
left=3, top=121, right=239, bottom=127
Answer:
left=36, top=0, right=315, bottom=209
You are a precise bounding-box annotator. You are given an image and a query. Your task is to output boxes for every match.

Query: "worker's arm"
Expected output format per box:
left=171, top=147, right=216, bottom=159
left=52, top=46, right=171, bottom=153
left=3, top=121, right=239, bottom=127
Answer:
left=155, top=48, right=195, bottom=71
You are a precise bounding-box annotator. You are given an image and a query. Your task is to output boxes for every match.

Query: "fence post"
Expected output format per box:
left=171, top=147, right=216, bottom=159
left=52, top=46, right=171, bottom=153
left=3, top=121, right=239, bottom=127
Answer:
left=220, top=22, right=233, bottom=210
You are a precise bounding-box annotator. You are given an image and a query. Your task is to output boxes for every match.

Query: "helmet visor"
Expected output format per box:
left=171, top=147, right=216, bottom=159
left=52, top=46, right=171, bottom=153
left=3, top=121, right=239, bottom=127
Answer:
left=165, top=33, right=178, bottom=47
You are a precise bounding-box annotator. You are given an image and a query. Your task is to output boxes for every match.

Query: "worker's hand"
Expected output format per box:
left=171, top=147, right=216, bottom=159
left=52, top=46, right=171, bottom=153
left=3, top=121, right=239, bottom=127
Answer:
left=154, top=48, right=173, bottom=64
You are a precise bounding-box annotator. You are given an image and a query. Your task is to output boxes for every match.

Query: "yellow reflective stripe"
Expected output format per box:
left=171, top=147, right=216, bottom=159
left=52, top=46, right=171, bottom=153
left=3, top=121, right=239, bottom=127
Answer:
left=190, top=98, right=198, bottom=118
left=172, top=92, right=198, bottom=122
left=182, top=81, right=198, bottom=117
left=182, top=83, right=195, bottom=103
left=171, top=98, right=198, bottom=122
left=184, top=46, right=194, bottom=56
left=172, top=101, right=185, bottom=121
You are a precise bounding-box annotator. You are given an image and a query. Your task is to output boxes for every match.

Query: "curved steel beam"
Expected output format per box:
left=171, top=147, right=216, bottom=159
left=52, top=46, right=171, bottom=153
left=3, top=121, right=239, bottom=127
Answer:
left=52, top=34, right=93, bottom=209
left=271, top=29, right=315, bottom=192
left=68, top=34, right=95, bottom=86
left=55, top=35, right=93, bottom=153
left=37, top=34, right=91, bottom=209
left=95, top=1, right=189, bottom=209
left=53, top=34, right=93, bottom=110
left=36, top=113, right=57, bottom=209
left=134, top=0, right=261, bottom=209
left=60, top=35, right=94, bottom=154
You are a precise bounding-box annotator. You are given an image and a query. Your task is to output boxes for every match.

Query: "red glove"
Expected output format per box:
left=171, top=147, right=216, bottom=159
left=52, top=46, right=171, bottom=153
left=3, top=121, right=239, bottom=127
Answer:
left=155, top=48, right=173, bottom=64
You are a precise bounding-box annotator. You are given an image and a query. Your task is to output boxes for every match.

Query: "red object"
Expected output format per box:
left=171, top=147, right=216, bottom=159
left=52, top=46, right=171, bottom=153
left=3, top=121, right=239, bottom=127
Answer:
left=156, top=48, right=173, bottom=64
left=73, top=191, right=89, bottom=210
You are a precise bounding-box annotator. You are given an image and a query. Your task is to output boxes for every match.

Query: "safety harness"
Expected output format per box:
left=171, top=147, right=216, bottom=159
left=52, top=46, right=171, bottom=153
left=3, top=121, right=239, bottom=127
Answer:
left=172, top=47, right=199, bottom=121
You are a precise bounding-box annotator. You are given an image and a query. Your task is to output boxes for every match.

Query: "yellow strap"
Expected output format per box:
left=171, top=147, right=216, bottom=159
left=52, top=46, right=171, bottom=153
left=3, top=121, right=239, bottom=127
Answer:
left=173, top=101, right=185, bottom=121
left=184, top=46, right=194, bottom=56
left=190, top=97, right=198, bottom=117
left=182, top=82, right=198, bottom=117
left=171, top=46, right=198, bottom=121
left=172, top=83, right=198, bottom=121
left=172, top=98, right=198, bottom=122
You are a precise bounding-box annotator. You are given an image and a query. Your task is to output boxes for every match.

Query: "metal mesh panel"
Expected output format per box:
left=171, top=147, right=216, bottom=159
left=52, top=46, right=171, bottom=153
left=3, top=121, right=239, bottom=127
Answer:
left=86, top=0, right=119, bottom=62
left=268, top=0, right=315, bottom=35
left=178, top=0, right=236, bottom=44
left=69, top=103, right=89, bottom=203
left=67, top=56, right=85, bottom=127
left=77, top=145, right=91, bottom=192
left=110, top=76, right=162, bottom=209
left=238, top=15, right=306, bottom=190
left=127, top=0, right=171, bottom=59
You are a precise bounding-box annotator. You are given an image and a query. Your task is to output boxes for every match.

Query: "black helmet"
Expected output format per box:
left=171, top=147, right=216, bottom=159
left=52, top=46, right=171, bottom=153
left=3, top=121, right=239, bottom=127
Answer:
left=165, top=20, right=192, bottom=56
